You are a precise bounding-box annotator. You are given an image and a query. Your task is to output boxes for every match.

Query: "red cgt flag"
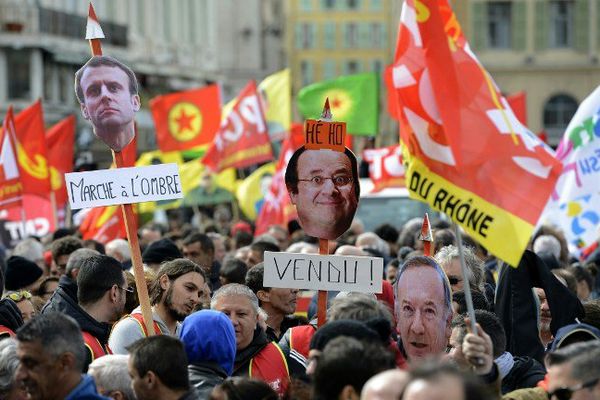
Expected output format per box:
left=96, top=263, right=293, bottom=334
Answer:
left=0, top=107, right=22, bottom=209
left=362, top=144, right=405, bottom=191
left=202, top=81, right=274, bottom=172
left=390, top=0, right=562, bottom=266
left=46, top=115, right=75, bottom=207
left=150, top=85, right=221, bottom=152
left=255, top=123, right=304, bottom=235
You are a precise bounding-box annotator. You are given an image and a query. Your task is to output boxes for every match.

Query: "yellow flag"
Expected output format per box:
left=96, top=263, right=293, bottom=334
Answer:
left=258, top=69, right=291, bottom=142
left=236, top=163, right=276, bottom=220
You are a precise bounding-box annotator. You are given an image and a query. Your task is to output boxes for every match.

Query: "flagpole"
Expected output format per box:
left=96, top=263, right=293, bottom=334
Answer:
left=453, top=223, right=477, bottom=334
left=49, top=191, right=58, bottom=230
left=317, top=238, right=329, bottom=327
left=20, top=204, right=27, bottom=240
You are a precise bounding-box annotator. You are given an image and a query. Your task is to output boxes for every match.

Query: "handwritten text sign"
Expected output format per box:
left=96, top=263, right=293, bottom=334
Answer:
left=264, top=251, right=383, bottom=293
left=65, top=163, right=183, bottom=210
left=304, top=119, right=346, bottom=152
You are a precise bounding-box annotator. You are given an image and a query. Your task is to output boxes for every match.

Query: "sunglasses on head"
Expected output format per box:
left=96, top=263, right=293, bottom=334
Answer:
left=5, top=290, right=32, bottom=302
left=547, top=377, right=600, bottom=400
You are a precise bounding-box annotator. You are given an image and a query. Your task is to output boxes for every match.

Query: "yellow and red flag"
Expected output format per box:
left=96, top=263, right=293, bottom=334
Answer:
left=12, top=100, right=51, bottom=197
left=79, top=205, right=126, bottom=244
left=46, top=115, right=75, bottom=207
left=150, top=85, right=221, bottom=153
left=390, top=0, right=562, bottom=266
left=203, top=80, right=273, bottom=172
left=0, top=107, right=22, bottom=209
left=255, top=123, right=304, bottom=235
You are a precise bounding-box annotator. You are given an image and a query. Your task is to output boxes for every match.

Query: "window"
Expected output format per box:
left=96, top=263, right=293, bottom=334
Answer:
left=321, top=0, right=336, bottom=10
left=344, top=23, right=359, bottom=48
left=370, top=22, right=384, bottom=48
left=344, top=60, right=360, bottom=75
left=543, top=94, right=578, bottom=143
left=347, top=0, right=361, bottom=9
left=301, top=61, right=314, bottom=86
left=6, top=49, right=30, bottom=100
left=549, top=0, right=573, bottom=48
left=370, top=0, right=382, bottom=11
left=370, top=59, right=383, bottom=73
left=296, top=23, right=315, bottom=49
left=487, top=2, right=511, bottom=48
left=323, top=60, right=337, bottom=79
left=324, top=22, right=336, bottom=49
left=300, top=0, right=312, bottom=11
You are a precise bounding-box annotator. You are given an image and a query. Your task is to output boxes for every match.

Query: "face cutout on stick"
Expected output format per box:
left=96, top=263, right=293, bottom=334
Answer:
left=285, top=145, right=360, bottom=240
left=75, top=55, right=140, bottom=152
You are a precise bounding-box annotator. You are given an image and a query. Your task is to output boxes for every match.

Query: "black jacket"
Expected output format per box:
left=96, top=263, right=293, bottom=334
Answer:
left=188, top=362, right=227, bottom=399
left=495, top=250, right=584, bottom=364
left=501, top=356, right=546, bottom=395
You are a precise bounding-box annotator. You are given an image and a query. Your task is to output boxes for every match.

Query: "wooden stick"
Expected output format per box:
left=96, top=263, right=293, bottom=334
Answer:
left=453, top=223, right=477, bottom=334
left=113, top=151, right=156, bottom=335
left=317, top=238, right=329, bottom=327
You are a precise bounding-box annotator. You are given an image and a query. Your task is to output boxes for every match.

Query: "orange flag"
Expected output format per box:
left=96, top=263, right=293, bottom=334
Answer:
left=13, top=100, right=51, bottom=197
left=46, top=115, right=75, bottom=207
left=0, top=107, right=22, bottom=209
left=150, top=85, right=221, bottom=152
left=203, top=81, right=273, bottom=172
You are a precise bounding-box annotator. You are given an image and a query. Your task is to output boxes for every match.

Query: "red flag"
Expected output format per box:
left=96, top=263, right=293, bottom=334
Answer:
left=362, top=144, right=405, bottom=191
left=0, top=107, right=22, bottom=209
left=0, top=195, right=55, bottom=247
left=13, top=101, right=51, bottom=197
left=150, top=85, right=221, bottom=152
left=507, top=92, right=527, bottom=126
left=203, top=81, right=273, bottom=171
left=384, top=64, right=400, bottom=120
left=255, top=123, right=304, bottom=235
left=391, top=0, right=562, bottom=266
left=79, top=206, right=126, bottom=244
left=121, top=128, right=138, bottom=168
left=46, top=115, right=75, bottom=207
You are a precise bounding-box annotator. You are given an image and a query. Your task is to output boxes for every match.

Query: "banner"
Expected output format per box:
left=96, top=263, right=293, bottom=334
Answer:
left=0, top=195, right=55, bottom=248
left=391, top=0, right=562, bottom=266
left=46, top=115, right=75, bottom=207
left=202, top=80, right=273, bottom=171
left=0, top=107, right=22, bottom=208
left=540, top=85, right=600, bottom=256
left=362, top=144, right=405, bottom=191
left=12, top=101, right=51, bottom=197
left=258, top=69, right=291, bottom=142
left=150, top=85, right=221, bottom=152
left=297, top=73, right=379, bottom=136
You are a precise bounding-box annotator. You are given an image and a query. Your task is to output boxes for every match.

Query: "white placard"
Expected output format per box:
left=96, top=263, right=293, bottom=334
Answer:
left=65, top=163, right=183, bottom=210
left=263, top=251, right=383, bottom=293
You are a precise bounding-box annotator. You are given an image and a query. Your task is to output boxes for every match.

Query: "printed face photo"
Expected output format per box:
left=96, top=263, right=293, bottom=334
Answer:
left=285, top=147, right=359, bottom=240
left=76, top=56, right=140, bottom=152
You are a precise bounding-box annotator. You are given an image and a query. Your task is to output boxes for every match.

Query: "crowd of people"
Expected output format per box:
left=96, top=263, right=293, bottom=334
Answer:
left=0, top=212, right=598, bottom=400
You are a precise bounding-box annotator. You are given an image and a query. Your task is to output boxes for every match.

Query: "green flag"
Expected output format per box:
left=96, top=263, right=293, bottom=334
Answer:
left=297, top=72, right=379, bottom=136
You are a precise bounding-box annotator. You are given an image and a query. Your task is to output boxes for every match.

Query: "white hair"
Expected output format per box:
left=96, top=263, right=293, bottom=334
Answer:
left=210, top=283, right=259, bottom=313
left=105, top=239, right=132, bottom=262
left=88, top=354, right=135, bottom=400
left=355, top=232, right=390, bottom=257
left=13, top=238, right=44, bottom=262
left=533, top=235, right=561, bottom=260
left=0, top=339, right=19, bottom=397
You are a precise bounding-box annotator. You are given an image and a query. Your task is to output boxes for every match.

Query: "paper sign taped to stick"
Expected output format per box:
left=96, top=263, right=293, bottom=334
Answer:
left=263, top=251, right=383, bottom=293
left=66, top=163, right=183, bottom=210
left=304, top=119, right=346, bottom=152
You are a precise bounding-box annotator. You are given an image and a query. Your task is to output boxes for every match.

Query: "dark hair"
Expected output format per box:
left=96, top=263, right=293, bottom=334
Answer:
left=182, top=233, right=214, bottom=254
left=374, top=224, right=399, bottom=244
left=582, top=300, right=600, bottom=330
left=452, top=310, right=505, bottom=358
left=451, top=290, right=490, bottom=314
left=569, top=266, right=594, bottom=294
left=213, top=377, right=277, bottom=400
left=219, top=258, right=248, bottom=285
left=433, top=229, right=456, bottom=254
left=127, top=336, right=189, bottom=391
left=75, top=55, right=139, bottom=104
left=149, top=259, right=205, bottom=305
left=284, top=145, right=360, bottom=200
left=250, top=241, right=280, bottom=255
left=51, top=236, right=83, bottom=263
left=83, top=239, right=105, bottom=254
left=552, top=268, right=578, bottom=295
left=234, top=231, right=254, bottom=249
left=404, top=360, right=494, bottom=400
left=17, top=313, right=86, bottom=371
left=36, top=276, right=59, bottom=297
left=77, top=255, right=125, bottom=306
left=313, top=336, right=395, bottom=400
left=245, top=263, right=266, bottom=299
left=546, top=340, right=600, bottom=366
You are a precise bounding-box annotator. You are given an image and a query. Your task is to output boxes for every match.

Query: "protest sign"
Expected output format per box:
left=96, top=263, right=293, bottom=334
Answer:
left=304, top=119, right=346, bottom=152
left=66, top=164, right=182, bottom=210
left=263, top=251, right=383, bottom=293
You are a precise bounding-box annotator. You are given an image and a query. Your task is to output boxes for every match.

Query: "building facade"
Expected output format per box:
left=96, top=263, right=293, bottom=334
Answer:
left=0, top=0, right=285, bottom=165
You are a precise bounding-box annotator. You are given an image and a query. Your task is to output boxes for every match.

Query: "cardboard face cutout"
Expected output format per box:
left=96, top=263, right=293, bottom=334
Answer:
left=285, top=146, right=360, bottom=240
left=76, top=56, right=140, bottom=152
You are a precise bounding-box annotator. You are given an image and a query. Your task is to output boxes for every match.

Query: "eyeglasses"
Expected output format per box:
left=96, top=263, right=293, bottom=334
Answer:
left=5, top=290, right=32, bottom=302
left=115, top=285, right=134, bottom=293
left=448, top=276, right=462, bottom=286
left=298, top=175, right=353, bottom=188
left=547, top=377, right=600, bottom=400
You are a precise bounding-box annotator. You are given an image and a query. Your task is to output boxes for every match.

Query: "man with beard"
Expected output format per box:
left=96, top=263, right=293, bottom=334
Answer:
left=109, top=259, right=205, bottom=354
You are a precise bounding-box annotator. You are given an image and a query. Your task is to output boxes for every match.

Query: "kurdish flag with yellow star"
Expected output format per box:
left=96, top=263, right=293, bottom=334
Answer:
left=150, top=84, right=222, bottom=152
left=297, top=73, right=379, bottom=136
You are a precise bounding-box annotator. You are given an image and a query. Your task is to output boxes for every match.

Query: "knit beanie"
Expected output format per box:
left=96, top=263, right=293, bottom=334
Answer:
left=142, top=238, right=182, bottom=265
left=5, top=256, right=43, bottom=291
